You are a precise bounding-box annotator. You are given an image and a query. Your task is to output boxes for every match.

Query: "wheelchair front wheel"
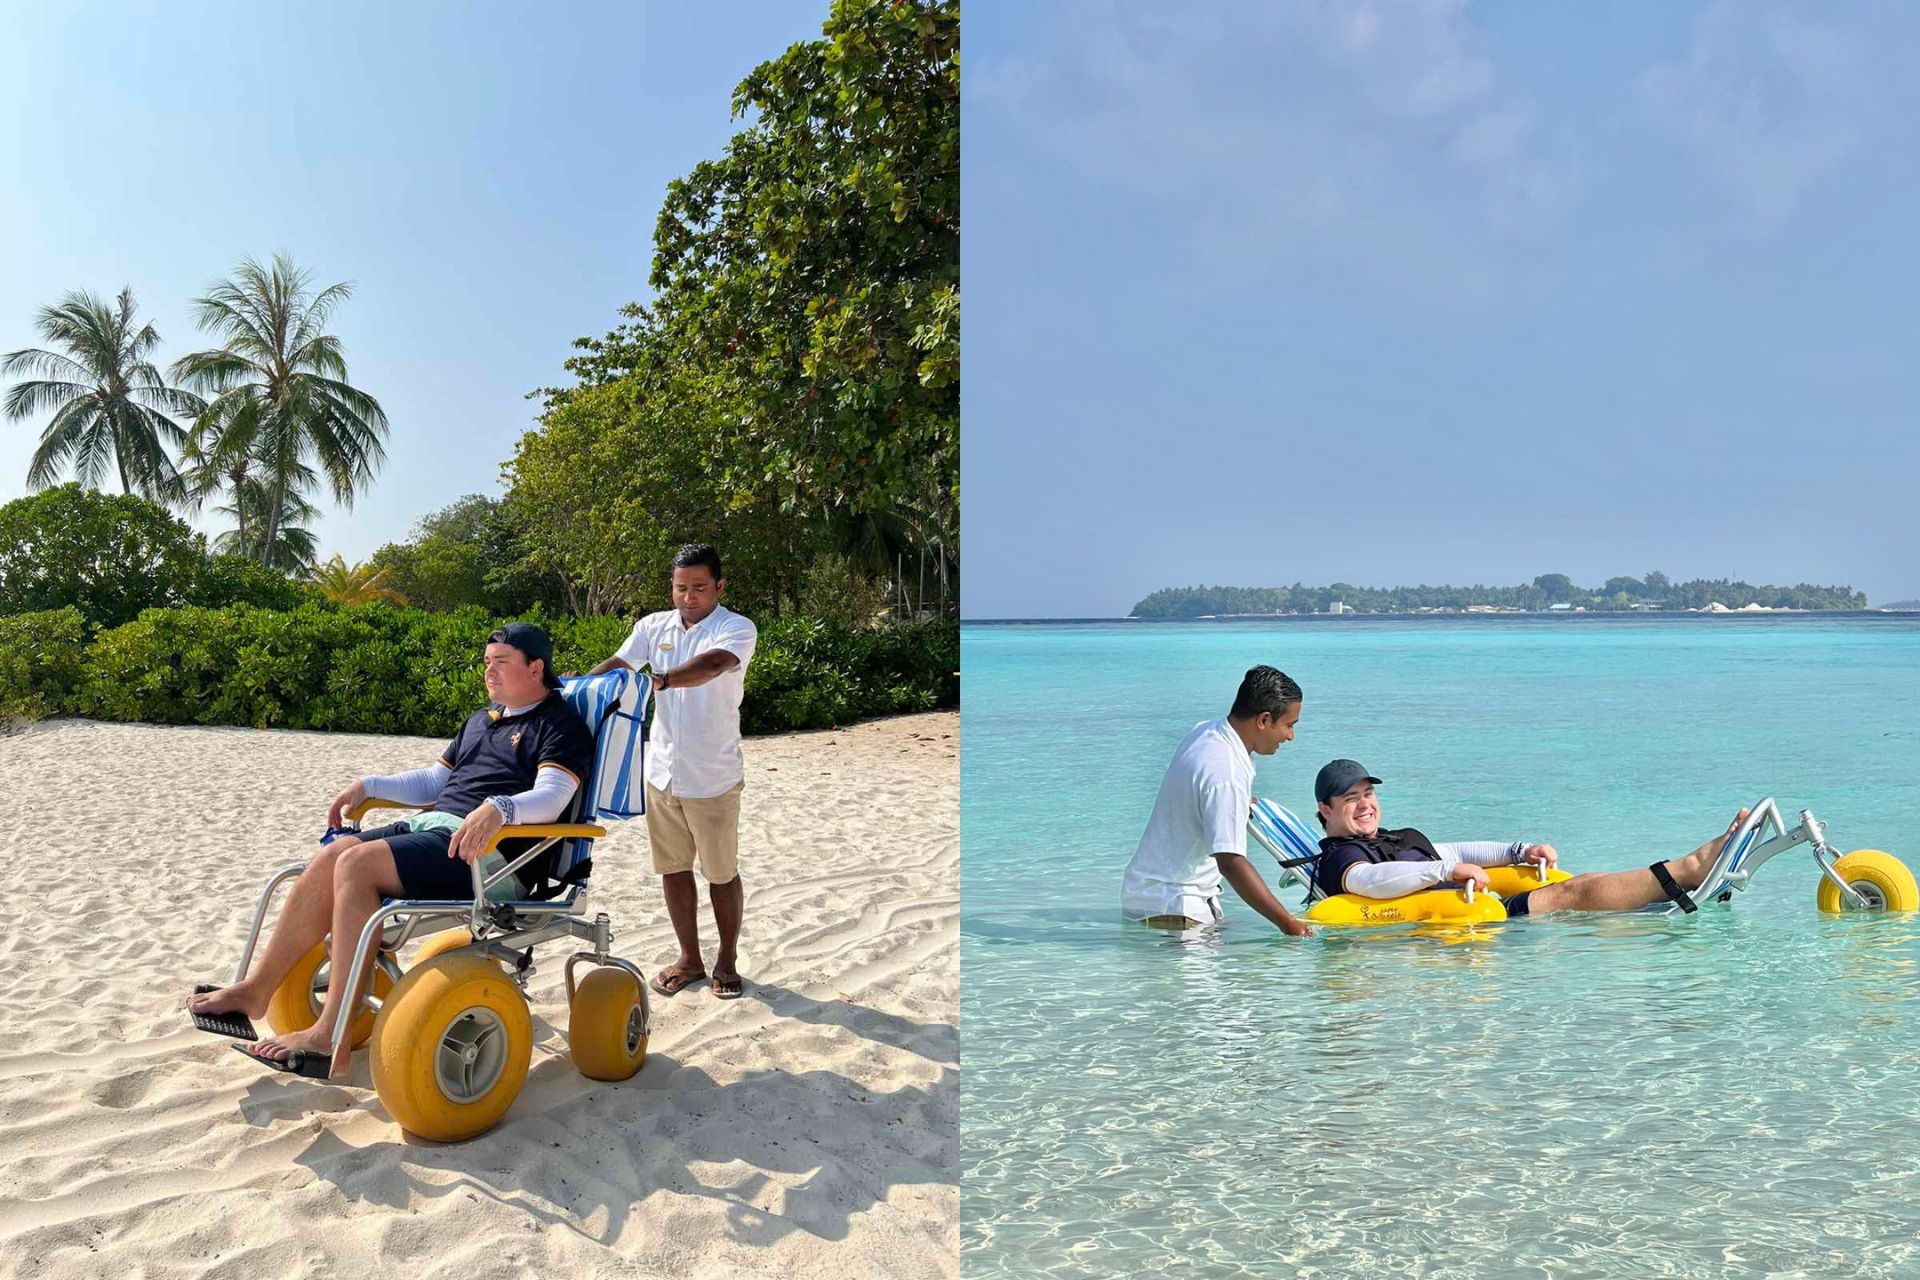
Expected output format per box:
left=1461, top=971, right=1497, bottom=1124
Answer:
left=370, top=953, right=532, bottom=1142
left=266, top=940, right=396, bottom=1048
left=1817, top=850, right=1919, bottom=913
left=569, top=967, right=649, bottom=1082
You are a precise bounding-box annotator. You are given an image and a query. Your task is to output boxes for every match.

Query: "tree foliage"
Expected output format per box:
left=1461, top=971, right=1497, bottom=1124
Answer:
left=368, top=493, right=566, bottom=615
left=172, top=254, right=388, bottom=569
left=307, top=555, right=407, bottom=605
left=516, top=0, right=958, bottom=616
left=0, top=484, right=209, bottom=627
left=1130, top=577, right=1868, bottom=618
left=0, top=486, right=307, bottom=626
left=2, top=287, right=202, bottom=502
left=0, top=602, right=956, bottom=734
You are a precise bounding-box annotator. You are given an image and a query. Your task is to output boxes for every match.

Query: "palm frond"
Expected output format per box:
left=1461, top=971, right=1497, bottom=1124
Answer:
left=3, top=378, right=91, bottom=421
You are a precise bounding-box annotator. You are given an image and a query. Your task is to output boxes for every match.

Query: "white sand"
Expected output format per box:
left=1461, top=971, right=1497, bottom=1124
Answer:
left=0, top=712, right=957, bottom=1280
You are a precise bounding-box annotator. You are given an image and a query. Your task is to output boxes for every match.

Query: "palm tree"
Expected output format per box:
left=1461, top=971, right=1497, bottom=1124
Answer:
left=172, top=254, right=389, bottom=568
left=212, top=465, right=322, bottom=571
left=308, top=554, right=407, bottom=605
left=2, top=287, right=203, bottom=502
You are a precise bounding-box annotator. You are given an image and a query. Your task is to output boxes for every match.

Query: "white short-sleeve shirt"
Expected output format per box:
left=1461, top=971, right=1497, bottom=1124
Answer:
left=1120, top=718, right=1255, bottom=922
left=613, top=604, right=758, bottom=799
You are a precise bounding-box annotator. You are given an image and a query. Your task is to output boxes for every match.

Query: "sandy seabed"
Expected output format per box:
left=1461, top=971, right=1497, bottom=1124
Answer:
left=0, top=712, right=958, bottom=1280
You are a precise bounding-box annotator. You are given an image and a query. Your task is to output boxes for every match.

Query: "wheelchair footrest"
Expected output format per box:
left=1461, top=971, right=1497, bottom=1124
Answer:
left=189, top=984, right=258, bottom=1041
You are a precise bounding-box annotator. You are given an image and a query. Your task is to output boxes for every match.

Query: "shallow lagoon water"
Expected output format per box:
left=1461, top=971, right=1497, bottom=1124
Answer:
left=962, top=618, right=1920, bottom=1278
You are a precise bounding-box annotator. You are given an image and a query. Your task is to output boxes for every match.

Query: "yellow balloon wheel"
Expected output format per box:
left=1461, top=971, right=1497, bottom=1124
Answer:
left=569, top=967, right=650, bottom=1082
left=371, top=954, right=533, bottom=1142
left=265, top=940, right=396, bottom=1048
left=1817, top=850, right=1919, bottom=914
left=412, top=927, right=478, bottom=966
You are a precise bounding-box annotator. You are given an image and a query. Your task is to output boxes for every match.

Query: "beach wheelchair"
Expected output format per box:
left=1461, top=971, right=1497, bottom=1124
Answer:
left=221, top=670, right=656, bottom=1141
left=1249, top=796, right=1916, bottom=927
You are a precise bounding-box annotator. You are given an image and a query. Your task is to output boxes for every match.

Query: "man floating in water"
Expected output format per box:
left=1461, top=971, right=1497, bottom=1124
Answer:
left=1311, top=758, right=1745, bottom=917
left=1121, top=666, right=1313, bottom=936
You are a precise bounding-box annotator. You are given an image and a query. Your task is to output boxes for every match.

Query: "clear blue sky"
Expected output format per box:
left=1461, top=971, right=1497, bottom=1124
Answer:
left=962, top=1, right=1920, bottom=617
left=1, top=2, right=829, bottom=562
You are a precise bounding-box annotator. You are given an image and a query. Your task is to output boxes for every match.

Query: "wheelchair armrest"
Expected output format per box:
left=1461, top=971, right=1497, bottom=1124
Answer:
left=482, top=823, right=607, bottom=854
left=347, top=797, right=434, bottom=823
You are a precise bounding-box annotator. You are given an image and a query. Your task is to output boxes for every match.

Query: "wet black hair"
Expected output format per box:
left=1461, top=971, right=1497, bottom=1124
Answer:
left=1230, top=665, right=1303, bottom=721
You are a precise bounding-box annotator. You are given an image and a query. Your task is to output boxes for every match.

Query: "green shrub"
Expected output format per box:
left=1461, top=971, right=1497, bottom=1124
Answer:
left=0, top=607, right=88, bottom=721
left=53, top=603, right=953, bottom=736
left=193, top=554, right=310, bottom=611
left=0, top=485, right=206, bottom=628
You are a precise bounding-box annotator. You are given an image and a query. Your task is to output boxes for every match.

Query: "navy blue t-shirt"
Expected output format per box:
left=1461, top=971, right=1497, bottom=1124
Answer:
left=1314, top=827, right=1441, bottom=898
left=435, top=692, right=595, bottom=820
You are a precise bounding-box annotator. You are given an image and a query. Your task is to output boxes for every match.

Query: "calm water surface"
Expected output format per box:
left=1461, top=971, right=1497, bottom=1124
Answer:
left=962, top=618, right=1920, bottom=1279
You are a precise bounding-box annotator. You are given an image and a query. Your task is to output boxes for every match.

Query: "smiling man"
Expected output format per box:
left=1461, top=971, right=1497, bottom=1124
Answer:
left=1120, top=666, right=1313, bottom=936
left=588, top=544, right=758, bottom=999
left=1312, top=759, right=1746, bottom=916
left=187, top=622, right=594, bottom=1077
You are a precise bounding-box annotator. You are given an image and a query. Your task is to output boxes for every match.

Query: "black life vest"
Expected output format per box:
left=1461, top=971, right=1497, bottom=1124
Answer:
left=1313, top=827, right=1441, bottom=897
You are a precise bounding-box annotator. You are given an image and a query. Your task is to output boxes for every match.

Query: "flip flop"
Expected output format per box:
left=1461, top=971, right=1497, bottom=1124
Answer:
left=230, top=1042, right=332, bottom=1079
left=189, top=983, right=258, bottom=1042
left=711, top=972, right=745, bottom=1000
left=649, top=967, right=706, bottom=997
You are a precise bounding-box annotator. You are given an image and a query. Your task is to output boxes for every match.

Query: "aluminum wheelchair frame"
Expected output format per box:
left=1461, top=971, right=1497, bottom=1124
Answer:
left=230, top=806, right=651, bottom=1074
left=1250, top=795, right=1879, bottom=918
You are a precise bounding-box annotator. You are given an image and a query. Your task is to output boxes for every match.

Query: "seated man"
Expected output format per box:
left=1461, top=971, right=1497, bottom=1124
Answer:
left=1120, top=666, right=1313, bottom=937
left=1312, top=758, right=1745, bottom=917
left=187, top=623, right=594, bottom=1077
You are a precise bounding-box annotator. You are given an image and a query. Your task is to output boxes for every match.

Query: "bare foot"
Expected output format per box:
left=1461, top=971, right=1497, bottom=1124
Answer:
left=188, top=981, right=269, bottom=1020
left=238, top=1026, right=332, bottom=1065
left=1674, top=809, right=1753, bottom=887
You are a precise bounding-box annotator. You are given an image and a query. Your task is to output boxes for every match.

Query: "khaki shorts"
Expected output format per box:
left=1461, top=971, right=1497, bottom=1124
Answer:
left=645, top=781, right=743, bottom=883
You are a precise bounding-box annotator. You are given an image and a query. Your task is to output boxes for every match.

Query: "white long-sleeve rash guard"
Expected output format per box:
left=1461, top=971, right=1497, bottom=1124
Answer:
left=361, top=701, right=582, bottom=825
left=1342, top=840, right=1527, bottom=898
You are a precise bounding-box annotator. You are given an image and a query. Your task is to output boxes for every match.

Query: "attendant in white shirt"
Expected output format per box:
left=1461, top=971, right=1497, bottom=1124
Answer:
left=588, top=544, right=758, bottom=998
left=1120, top=666, right=1313, bottom=937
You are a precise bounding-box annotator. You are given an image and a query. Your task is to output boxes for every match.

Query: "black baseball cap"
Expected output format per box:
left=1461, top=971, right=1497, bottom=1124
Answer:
left=487, top=623, right=559, bottom=688
left=1315, top=759, right=1382, bottom=806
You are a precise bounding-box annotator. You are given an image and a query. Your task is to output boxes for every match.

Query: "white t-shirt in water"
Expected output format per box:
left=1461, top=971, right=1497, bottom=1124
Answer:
left=1120, top=718, right=1254, bottom=923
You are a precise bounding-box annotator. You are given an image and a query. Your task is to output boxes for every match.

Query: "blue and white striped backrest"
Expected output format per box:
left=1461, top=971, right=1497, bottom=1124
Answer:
left=1249, top=798, right=1325, bottom=898
left=558, top=669, right=655, bottom=820
left=551, top=670, right=653, bottom=883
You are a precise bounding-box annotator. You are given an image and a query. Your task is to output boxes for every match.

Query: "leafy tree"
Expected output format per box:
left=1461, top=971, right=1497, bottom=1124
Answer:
left=1129, top=575, right=1865, bottom=617
left=172, top=254, right=388, bottom=568
left=308, top=555, right=407, bottom=605
left=1644, top=570, right=1670, bottom=592
left=367, top=493, right=566, bottom=614
left=0, top=484, right=206, bottom=626
left=1533, top=573, right=1577, bottom=604
left=2, top=287, right=203, bottom=502
left=544, top=0, right=959, bottom=612
left=507, top=380, right=818, bottom=616
left=1602, top=576, right=1644, bottom=596
left=192, top=553, right=307, bottom=610
left=209, top=467, right=321, bottom=571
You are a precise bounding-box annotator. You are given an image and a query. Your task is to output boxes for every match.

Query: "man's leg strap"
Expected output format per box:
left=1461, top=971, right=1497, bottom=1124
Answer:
left=1648, top=860, right=1698, bottom=913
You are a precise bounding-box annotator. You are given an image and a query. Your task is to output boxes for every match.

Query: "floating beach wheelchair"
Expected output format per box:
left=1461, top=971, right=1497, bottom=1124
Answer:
left=221, top=670, right=655, bottom=1141
left=1250, top=796, right=1917, bottom=927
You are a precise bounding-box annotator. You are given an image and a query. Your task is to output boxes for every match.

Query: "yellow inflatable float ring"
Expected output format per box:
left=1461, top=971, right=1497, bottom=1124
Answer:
left=1305, top=865, right=1572, bottom=927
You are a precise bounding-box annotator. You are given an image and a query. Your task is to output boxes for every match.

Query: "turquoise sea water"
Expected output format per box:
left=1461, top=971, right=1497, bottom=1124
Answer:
left=962, top=618, right=1920, bottom=1279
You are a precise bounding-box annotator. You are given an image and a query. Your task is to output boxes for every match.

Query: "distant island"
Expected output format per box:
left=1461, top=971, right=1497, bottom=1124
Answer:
left=1883, top=599, right=1920, bottom=611
left=1130, top=574, right=1867, bottom=619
